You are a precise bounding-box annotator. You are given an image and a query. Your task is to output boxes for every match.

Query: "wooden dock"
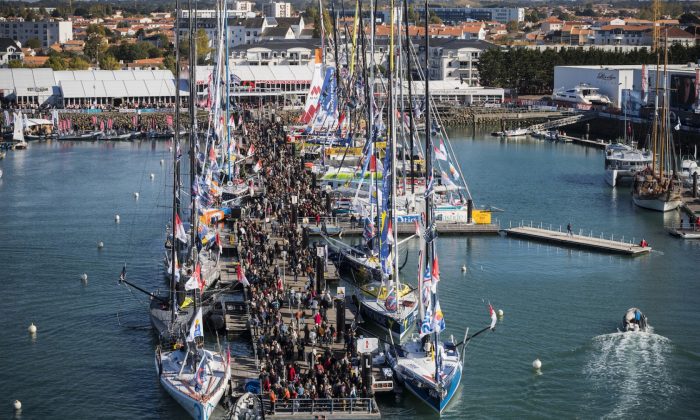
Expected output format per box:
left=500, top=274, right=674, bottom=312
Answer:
left=504, top=226, right=651, bottom=255
left=559, top=135, right=609, bottom=149
left=679, top=187, right=700, bottom=221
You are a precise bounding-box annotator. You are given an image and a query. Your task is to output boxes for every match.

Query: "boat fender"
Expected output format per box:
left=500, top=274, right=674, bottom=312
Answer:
left=227, top=181, right=233, bottom=187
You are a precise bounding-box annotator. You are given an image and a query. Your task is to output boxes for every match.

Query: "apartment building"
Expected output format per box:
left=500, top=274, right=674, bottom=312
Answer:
left=0, top=19, right=72, bottom=48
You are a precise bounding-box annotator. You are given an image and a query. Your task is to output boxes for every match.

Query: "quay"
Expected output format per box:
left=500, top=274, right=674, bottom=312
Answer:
left=504, top=223, right=651, bottom=255
left=559, top=134, right=609, bottom=149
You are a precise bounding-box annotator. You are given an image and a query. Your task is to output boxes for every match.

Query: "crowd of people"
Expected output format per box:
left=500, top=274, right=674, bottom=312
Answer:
left=231, top=120, right=372, bottom=412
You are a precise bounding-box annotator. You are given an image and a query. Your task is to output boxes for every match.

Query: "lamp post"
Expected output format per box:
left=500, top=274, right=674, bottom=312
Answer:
left=291, top=194, right=298, bottom=227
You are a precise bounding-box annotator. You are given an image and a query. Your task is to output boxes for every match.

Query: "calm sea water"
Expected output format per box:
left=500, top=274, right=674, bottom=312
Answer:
left=1, top=132, right=699, bottom=419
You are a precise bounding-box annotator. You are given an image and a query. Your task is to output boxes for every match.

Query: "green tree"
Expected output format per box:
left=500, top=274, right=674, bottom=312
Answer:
left=68, top=56, right=90, bottom=70
left=679, top=13, right=700, bottom=25
left=7, top=59, right=24, bottom=68
left=506, top=20, right=519, bottom=33
left=26, top=38, right=42, bottom=49
left=86, top=24, right=106, bottom=37
left=163, top=54, right=176, bottom=73
left=195, top=29, right=211, bottom=64
left=429, top=11, right=442, bottom=24
left=117, top=21, right=129, bottom=28
left=99, top=54, right=121, bottom=70
left=84, top=34, right=108, bottom=64
left=44, top=54, right=67, bottom=70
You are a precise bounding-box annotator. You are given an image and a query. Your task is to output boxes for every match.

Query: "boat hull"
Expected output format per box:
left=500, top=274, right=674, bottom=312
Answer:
left=401, top=362, right=462, bottom=413
left=632, top=195, right=681, bottom=212
left=356, top=296, right=417, bottom=341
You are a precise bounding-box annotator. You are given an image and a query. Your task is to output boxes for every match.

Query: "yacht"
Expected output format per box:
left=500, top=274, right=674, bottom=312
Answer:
left=604, top=143, right=653, bottom=187
left=621, top=308, right=648, bottom=332
left=553, top=84, right=611, bottom=106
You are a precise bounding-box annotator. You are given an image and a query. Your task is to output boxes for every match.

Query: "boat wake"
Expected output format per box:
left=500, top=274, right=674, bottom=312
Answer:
left=584, top=331, right=677, bottom=418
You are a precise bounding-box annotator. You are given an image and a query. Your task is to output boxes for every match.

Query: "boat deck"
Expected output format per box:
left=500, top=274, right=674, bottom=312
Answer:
left=504, top=226, right=651, bottom=255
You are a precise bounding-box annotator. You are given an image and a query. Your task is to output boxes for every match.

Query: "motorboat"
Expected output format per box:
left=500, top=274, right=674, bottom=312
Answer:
left=622, top=308, right=648, bottom=332
left=604, top=143, right=653, bottom=187
left=501, top=128, right=529, bottom=138
left=553, top=84, right=611, bottom=105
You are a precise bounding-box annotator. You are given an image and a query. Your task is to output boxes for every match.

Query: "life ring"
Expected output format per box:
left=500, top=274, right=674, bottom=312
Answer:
left=227, top=181, right=233, bottom=187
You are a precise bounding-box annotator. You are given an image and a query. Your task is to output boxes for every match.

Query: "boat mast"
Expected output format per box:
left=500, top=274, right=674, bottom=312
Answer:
left=423, top=0, right=440, bottom=383
left=188, top=0, right=200, bottom=366
left=225, top=0, right=232, bottom=180
left=389, top=0, right=400, bottom=295
left=171, top=0, right=182, bottom=325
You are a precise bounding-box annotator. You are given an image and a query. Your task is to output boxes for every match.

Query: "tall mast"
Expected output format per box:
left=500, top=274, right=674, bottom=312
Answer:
left=389, top=0, right=399, bottom=292
left=403, top=0, right=415, bottom=195
left=171, top=0, right=182, bottom=325
left=226, top=0, right=232, bottom=180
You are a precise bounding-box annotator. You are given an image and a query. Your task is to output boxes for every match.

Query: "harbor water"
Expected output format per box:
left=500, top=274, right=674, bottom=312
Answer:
left=1, top=132, right=699, bottom=419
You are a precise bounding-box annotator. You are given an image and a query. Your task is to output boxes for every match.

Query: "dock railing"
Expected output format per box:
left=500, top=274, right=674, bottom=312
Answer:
left=508, top=219, right=642, bottom=247
left=260, top=396, right=378, bottom=416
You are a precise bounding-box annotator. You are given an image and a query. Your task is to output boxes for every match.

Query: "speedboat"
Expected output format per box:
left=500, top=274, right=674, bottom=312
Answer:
left=500, top=128, right=529, bottom=138
left=604, top=143, right=653, bottom=187
left=553, top=84, right=611, bottom=105
left=622, top=308, right=648, bottom=332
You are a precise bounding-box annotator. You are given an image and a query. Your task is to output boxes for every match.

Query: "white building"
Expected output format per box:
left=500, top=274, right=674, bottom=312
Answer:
left=420, top=39, right=493, bottom=85
left=0, top=19, right=72, bottom=48
left=234, top=1, right=255, bottom=13
left=263, top=2, right=293, bottom=18
left=0, top=38, right=23, bottom=66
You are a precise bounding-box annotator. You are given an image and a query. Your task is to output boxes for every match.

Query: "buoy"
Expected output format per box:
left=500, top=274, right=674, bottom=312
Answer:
left=13, top=400, right=21, bottom=411
left=81, top=273, right=88, bottom=281
left=115, top=214, right=120, bottom=223
left=97, top=241, right=104, bottom=249
left=134, top=192, right=139, bottom=199
left=532, top=358, right=542, bottom=370
left=461, top=265, right=467, bottom=272
left=160, top=159, right=164, bottom=165
left=497, top=309, right=504, bottom=318
left=150, top=173, right=155, bottom=180
left=27, top=323, right=37, bottom=334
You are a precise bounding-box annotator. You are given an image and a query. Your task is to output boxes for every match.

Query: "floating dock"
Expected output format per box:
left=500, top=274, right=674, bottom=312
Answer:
left=504, top=226, right=651, bottom=255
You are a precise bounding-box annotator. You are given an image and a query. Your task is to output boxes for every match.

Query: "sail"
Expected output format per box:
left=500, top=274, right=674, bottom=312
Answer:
left=13, top=112, right=25, bottom=142
left=299, top=50, right=325, bottom=125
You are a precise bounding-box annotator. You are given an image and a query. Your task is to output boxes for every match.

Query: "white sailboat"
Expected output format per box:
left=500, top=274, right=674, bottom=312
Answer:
left=13, top=112, right=28, bottom=149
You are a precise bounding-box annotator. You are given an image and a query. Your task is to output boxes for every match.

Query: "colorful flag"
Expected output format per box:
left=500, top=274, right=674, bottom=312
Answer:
left=184, top=275, right=198, bottom=291
left=489, top=303, right=497, bottom=330
left=387, top=220, right=394, bottom=245
left=431, top=256, right=440, bottom=293
left=215, top=233, right=222, bottom=255
left=434, top=145, right=447, bottom=161
left=449, top=162, right=460, bottom=180
left=433, top=300, right=445, bottom=333
left=195, top=263, right=204, bottom=290
left=247, top=144, right=255, bottom=157
left=187, top=308, right=203, bottom=341
left=174, top=214, right=187, bottom=243
left=441, top=171, right=456, bottom=188
left=253, top=160, right=262, bottom=173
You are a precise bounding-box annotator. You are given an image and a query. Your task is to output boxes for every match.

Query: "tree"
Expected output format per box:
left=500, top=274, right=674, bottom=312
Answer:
left=679, top=13, right=700, bottom=25
left=44, top=54, right=67, bottom=70
left=195, top=29, right=211, bottom=64
left=86, top=24, right=106, bottom=37
left=429, top=11, right=442, bottom=25
left=99, top=54, right=121, bottom=70
left=7, top=59, right=24, bottom=68
left=84, top=34, right=108, bottom=64
left=506, top=20, right=519, bottom=33
left=68, top=56, right=90, bottom=70
left=26, top=38, right=42, bottom=49
left=163, top=54, right=176, bottom=73
left=117, top=21, right=129, bottom=28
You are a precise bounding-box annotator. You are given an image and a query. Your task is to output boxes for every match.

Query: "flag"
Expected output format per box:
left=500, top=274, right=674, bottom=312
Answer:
left=247, top=144, right=255, bottom=157
left=449, top=163, right=460, bottom=180
left=433, top=300, right=445, bottom=333
left=187, top=308, right=204, bottom=341
left=253, top=160, right=262, bottom=173
left=387, top=220, right=394, bottom=245
left=216, top=233, right=222, bottom=254
left=489, top=303, right=497, bottom=330
left=209, top=145, right=217, bottom=163
left=184, top=275, right=198, bottom=291
left=369, top=155, right=377, bottom=172
left=441, top=171, right=456, bottom=188
left=236, top=265, right=250, bottom=286
left=174, top=214, right=187, bottom=243
left=434, top=145, right=447, bottom=161
left=431, top=256, right=440, bottom=293
left=194, top=263, right=204, bottom=290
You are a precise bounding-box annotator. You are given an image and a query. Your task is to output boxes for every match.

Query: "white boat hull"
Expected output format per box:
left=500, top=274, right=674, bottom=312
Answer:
left=632, top=195, right=681, bottom=212
left=605, top=168, right=618, bottom=187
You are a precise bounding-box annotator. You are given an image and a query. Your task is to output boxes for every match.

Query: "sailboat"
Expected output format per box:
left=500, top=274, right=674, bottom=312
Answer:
left=12, top=112, right=28, bottom=150
left=385, top=0, right=495, bottom=412
left=632, top=36, right=682, bottom=212
left=155, top=2, right=230, bottom=418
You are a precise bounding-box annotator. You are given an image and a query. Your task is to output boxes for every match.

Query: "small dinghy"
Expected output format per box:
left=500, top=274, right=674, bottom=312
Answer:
left=622, top=307, right=648, bottom=332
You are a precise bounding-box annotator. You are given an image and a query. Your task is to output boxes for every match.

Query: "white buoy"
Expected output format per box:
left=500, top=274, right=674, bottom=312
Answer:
left=81, top=273, right=88, bottom=281
left=497, top=309, right=504, bottom=318
left=461, top=265, right=467, bottom=272
left=150, top=173, right=155, bottom=180
left=13, top=400, right=21, bottom=410
left=115, top=214, right=120, bottom=223
left=134, top=192, right=139, bottom=199
left=97, top=241, right=104, bottom=249
left=532, top=358, right=542, bottom=370
left=27, top=323, right=37, bottom=334
left=160, top=159, right=164, bottom=165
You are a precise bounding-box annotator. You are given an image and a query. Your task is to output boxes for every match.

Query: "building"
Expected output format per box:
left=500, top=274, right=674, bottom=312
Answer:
left=262, top=2, right=293, bottom=18
left=416, top=39, right=495, bottom=85
left=593, top=25, right=652, bottom=46
left=0, top=38, right=23, bottom=66
left=177, top=15, right=304, bottom=49
left=231, top=39, right=319, bottom=66
left=0, top=19, right=72, bottom=48
left=234, top=1, right=255, bottom=13
left=0, top=68, right=183, bottom=107
left=419, top=7, right=524, bottom=25
left=553, top=63, right=700, bottom=111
